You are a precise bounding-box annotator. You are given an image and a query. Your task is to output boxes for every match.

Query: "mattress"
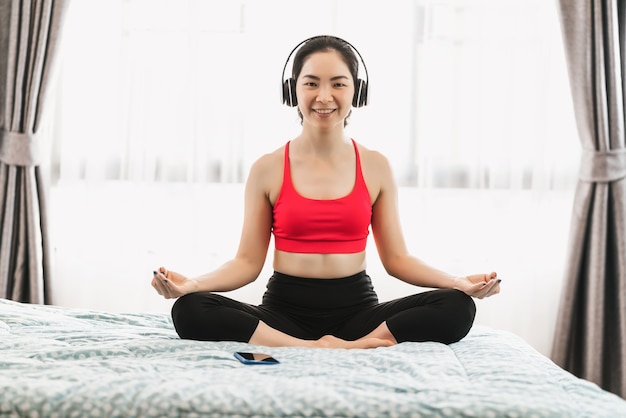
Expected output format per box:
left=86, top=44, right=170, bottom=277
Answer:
left=1, top=297, right=625, bottom=417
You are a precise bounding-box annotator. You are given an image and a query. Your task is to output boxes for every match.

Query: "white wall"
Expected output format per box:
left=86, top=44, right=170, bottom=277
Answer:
left=49, top=182, right=574, bottom=357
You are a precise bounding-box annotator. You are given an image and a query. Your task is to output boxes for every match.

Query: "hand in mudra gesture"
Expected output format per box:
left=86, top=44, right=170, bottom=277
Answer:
left=454, top=272, right=501, bottom=299
left=151, top=267, right=197, bottom=299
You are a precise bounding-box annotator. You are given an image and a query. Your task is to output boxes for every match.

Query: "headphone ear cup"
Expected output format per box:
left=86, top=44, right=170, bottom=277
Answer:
left=282, top=78, right=298, bottom=107
left=353, top=79, right=368, bottom=108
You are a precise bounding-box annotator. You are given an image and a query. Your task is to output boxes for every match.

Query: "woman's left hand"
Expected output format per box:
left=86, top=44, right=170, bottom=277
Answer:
left=453, top=272, right=501, bottom=299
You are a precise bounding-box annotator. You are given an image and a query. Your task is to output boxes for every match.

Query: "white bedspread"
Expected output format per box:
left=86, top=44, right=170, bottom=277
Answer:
left=1, top=298, right=624, bottom=417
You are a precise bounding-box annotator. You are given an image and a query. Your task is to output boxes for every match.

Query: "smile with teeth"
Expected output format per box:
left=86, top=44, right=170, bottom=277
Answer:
left=314, top=109, right=336, bottom=114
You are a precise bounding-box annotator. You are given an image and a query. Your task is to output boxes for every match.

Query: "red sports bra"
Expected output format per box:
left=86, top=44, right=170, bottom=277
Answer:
left=272, top=139, right=372, bottom=254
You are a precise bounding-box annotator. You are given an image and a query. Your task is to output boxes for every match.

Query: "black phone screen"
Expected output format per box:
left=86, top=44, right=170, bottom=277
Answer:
left=234, top=352, right=280, bottom=364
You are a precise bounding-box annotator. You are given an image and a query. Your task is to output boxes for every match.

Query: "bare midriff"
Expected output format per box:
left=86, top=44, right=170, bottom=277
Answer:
left=272, top=249, right=367, bottom=279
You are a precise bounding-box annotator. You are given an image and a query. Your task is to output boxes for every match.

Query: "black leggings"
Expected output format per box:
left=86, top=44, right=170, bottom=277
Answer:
left=171, top=271, right=476, bottom=344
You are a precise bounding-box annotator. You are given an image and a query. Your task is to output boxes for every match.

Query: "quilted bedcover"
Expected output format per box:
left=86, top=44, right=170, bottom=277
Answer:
left=1, top=297, right=625, bottom=418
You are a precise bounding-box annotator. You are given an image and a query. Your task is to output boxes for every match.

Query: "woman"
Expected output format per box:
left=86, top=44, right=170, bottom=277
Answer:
left=151, top=35, right=501, bottom=349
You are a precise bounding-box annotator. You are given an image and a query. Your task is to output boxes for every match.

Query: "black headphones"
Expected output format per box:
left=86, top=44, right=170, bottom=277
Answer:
left=281, top=35, right=369, bottom=108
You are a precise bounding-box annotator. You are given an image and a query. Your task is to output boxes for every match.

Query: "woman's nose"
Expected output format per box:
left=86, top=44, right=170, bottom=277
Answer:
left=316, top=85, right=333, bottom=103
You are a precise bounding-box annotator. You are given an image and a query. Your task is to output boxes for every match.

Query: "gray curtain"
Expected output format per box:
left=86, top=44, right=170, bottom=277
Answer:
left=0, top=0, right=68, bottom=303
left=552, top=0, right=626, bottom=399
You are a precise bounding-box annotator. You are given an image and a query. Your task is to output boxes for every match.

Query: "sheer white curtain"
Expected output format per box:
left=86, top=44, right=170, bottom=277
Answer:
left=47, top=0, right=577, bottom=356
left=410, top=0, right=578, bottom=190
left=51, top=0, right=575, bottom=189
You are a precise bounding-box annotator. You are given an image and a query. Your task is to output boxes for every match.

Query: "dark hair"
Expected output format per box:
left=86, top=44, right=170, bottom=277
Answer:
left=291, top=36, right=359, bottom=126
left=291, top=35, right=359, bottom=86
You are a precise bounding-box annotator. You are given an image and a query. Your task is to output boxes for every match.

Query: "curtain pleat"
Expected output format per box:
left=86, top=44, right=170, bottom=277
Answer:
left=0, top=0, right=68, bottom=304
left=552, top=0, right=626, bottom=399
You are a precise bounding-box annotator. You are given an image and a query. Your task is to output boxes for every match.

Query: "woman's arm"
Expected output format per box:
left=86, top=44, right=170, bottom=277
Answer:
left=367, top=151, right=500, bottom=298
left=152, top=153, right=276, bottom=299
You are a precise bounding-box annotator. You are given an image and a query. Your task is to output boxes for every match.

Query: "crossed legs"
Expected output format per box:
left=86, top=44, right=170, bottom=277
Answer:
left=171, top=288, right=475, bottom=348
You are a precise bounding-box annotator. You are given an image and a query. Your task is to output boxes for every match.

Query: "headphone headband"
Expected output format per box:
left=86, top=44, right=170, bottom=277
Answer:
left=280, top=35, right=369, bottom=108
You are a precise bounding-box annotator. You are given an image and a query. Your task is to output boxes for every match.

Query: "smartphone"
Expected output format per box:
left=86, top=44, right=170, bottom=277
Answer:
left=233, top=352, right=280, bottom=365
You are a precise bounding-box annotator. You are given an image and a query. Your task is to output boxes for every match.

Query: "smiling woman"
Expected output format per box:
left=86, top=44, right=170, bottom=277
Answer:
left=46, top=0, right=578, bottom=357
left=297, top=54, right=356, bottom=129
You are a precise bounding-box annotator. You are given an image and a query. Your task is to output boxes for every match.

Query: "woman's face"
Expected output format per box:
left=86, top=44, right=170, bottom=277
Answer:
left=296, top=50, right=354, bottom=131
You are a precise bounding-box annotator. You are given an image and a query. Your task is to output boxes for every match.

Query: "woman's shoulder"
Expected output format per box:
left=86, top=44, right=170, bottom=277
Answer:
left=354, top=141, right=392, bottom=171
left=251, top=144, right=285, bottom=172
left=353, top=140, right=396, bottom=201
left=246, top=144, right=286, bottom=196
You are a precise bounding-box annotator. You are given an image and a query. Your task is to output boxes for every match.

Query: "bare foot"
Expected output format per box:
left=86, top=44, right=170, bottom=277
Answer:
left=312, top=335, right=395, bottom=349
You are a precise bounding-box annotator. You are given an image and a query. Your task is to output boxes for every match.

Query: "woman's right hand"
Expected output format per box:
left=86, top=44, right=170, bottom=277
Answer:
left=151, top=267, right=197, bottom=299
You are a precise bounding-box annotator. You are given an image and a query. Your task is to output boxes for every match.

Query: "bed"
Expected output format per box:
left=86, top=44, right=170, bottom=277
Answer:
left=1, top=297, right=625, bottom=418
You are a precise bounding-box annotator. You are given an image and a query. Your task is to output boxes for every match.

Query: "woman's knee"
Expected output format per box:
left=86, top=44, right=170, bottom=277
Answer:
left=447, top=289, right=476, bottom=317
left=440, top=289, right=476, bottom=343
left=171, top=292, right=219, bottom=340
left=171, top=292, right=259, bottom=342
left=387, top=289, right=476, bottom=344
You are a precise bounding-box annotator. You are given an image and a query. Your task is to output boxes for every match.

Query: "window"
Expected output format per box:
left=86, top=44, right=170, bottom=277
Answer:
left=49, top=0, right=577, bottom=190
